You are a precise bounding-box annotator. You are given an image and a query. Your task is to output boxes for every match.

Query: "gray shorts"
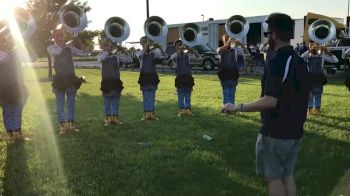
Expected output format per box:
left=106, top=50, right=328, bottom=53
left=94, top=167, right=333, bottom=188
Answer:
left=256, top=133, right=301, bottom=181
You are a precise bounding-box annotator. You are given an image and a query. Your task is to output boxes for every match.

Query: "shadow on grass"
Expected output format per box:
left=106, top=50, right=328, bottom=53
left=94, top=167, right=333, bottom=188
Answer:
left=3, top=142, right=35, bottom=196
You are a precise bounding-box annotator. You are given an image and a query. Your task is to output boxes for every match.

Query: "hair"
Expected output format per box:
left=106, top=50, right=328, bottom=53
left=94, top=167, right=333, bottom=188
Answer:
left=265, top=13, right=294, bottom=41
left=174, top=39, right=183, bottom=46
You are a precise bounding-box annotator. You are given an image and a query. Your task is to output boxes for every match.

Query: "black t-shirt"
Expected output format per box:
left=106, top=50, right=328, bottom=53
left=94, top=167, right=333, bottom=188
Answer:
left=261, top=46, right=310, bottom=139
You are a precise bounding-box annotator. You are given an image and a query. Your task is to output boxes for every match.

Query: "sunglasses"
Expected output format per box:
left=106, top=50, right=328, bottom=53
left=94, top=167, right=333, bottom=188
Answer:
left=264, top=32, right=272, bottom=38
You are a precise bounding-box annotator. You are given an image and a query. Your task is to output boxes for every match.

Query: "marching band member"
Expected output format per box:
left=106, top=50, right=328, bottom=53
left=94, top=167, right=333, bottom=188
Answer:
left=217, top=34, right=250, bottom=114
left=97, top=41, right=132, bottom=126
left=171, top=40, right=201, bottom=116
left=301, top=41, right=338, bottom=115
left=47, top=25, right=87, bottom=134
left=0, top=34, right=31, bottom=142
left=136, top=36, right=168, bottom=121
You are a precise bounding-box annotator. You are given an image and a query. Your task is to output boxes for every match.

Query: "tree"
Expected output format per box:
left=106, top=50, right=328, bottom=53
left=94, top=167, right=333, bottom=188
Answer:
left=75, top=30, right=100, bottom=52
left=26, top=0, right=91, bottom=79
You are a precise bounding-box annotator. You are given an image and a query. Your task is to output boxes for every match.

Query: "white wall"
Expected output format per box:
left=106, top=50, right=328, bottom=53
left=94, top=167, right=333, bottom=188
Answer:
left=291, top=19, right=304, bottom=47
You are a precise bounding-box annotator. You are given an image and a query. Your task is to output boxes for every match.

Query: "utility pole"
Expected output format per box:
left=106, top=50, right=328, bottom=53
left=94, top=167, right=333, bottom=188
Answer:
left=146, top=0, right=149, bottom=19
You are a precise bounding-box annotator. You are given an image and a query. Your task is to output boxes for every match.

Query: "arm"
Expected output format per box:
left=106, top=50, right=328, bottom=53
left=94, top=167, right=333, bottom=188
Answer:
left=323, top=53, right=339, bottom=63
left=170, top=53, right=178, bottom=69
left=223, top=96, right=278, bottom=112
left=300, top=50, right=309, bottom=61
left=217, top=44, right=230, bottom=54
left=69, top=45, right=88, bottom=57
left=116, top=54, right=133, bottom=64
left=47, top=44, right=62, bottom=56
left=97, top=51, right=109, bottom=63
left=0, top=51, right=9, bottom=64
left=153, top=47, right=168, bottom=60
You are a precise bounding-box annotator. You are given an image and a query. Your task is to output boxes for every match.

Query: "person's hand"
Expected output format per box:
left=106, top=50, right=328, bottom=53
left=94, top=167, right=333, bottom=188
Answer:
left=221, top=103, right=236, bottom=113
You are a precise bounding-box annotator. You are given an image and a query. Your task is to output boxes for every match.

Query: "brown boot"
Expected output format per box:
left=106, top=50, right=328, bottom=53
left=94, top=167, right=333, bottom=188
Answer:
left=59, top=122, right=66, bottom=135
left=313, top=108, right=321, bottom=115
left=186, top=108, right=193, bottom=116
left=6, top=131, right=15, bottom=143
left=141, top=112, right=147, bottom=121
left=150, top=112, right=159, bottom=120
left=307, top=108, right=312, bottom=117
left=13, top=130, right=30, bottom=141
left=68, top=121, right=80, bottom=132
left=112, top=115, right=123, bottom=125
left=104, top=116, right=111, bottom=126
left=178, top=109, right=184, bottom=117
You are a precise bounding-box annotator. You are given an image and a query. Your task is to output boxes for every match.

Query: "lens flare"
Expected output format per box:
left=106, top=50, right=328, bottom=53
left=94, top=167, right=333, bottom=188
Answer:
left=1, top=2, right=71, bottom=194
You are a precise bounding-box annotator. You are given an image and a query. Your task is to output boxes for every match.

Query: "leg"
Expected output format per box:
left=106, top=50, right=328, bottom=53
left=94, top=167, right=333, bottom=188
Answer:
left=177, top=90, right=185, bottom=109
left=142, top=90, right=148, bottom=112
left=103, top=96, right=112, bottom=116
left=231, top=83, right=237, bottom=105
left=307, top=92, right=314, bottom=109
left=2, top=103, right=15, bottom=132
left=282, top=176, right=296, bottom=196
left=314, top=91, right=322, bottom=110
left=268, top=180, right=287, bottom=196
left=55, top=92, right=66, bottom=123
left=66, top=92, right=76, bottom=122
left=111, top=96, right=120, bottom=116
left=66, top=92, right=79, bottom=131
left=111, top=96, right=122, bottom=124
left=185, top=91, right=192, bottom=109
left=13, top=102, right=25, bottom=131
left=222, top=85, right=230, bottom=105
left=103, top=96, right=112, bottom=126
left=150, top=90, right=156, bottom=112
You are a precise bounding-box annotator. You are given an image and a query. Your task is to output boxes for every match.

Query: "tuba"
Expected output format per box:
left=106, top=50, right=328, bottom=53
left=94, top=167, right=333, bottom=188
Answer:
left=225, top=15, right=249, bottom=40
left=180, top=23, right=202, bottom=47
left=58, top=3, right=87, bottom=33
left=144, top=16, right=167, bottom=44
left=104, top=17, right=130, bottom=43
left=308, top=19, right=336, bottom=45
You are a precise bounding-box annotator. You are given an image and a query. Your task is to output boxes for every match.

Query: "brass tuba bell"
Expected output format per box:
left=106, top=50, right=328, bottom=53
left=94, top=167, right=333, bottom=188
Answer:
left=225, top=15, right=249, bottom=40
left=308, top=19, right=336, bottom=45
left=180, top=23, right=202, bottom=47
left=144, top=16, right=167, bottom=44
left=104, top=17, right=130, bottom=43
left=58, top=3, right=87, bottom=33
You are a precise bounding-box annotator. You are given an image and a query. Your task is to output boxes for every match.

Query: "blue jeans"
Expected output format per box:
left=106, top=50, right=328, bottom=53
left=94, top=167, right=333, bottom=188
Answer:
left=55, top=92, right=76, bottom=123
left=1, top=102, right=25, bottom=132
left=308, top=87, right=322, bottom=109
left=177, top=91, right=191, bottom=109
left=103, top=96, right=120, bottom=116
left=222, top=82, right=237, bottom=105
left=142, top=90, right=156, bottom=112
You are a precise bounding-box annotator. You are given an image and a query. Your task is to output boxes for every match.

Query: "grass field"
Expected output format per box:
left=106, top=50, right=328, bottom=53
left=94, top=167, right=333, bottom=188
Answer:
left=0, top=68, right=349, bottom=195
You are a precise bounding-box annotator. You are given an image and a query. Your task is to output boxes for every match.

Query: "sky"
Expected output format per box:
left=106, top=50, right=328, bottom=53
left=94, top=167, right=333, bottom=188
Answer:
left=3, top=0, right=350, bottom=44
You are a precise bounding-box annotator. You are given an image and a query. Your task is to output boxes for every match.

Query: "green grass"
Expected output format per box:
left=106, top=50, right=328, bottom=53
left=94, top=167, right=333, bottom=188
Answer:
left=0, top=68, right=349, bottom=195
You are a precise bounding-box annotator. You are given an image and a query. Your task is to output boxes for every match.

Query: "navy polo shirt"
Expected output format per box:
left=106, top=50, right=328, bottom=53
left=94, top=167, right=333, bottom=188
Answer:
left=261, top=45, right=309, bottom=139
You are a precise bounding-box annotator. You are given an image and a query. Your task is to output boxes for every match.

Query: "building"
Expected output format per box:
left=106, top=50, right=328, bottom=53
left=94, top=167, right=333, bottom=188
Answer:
left=164, top=15, right=344, bottom=50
